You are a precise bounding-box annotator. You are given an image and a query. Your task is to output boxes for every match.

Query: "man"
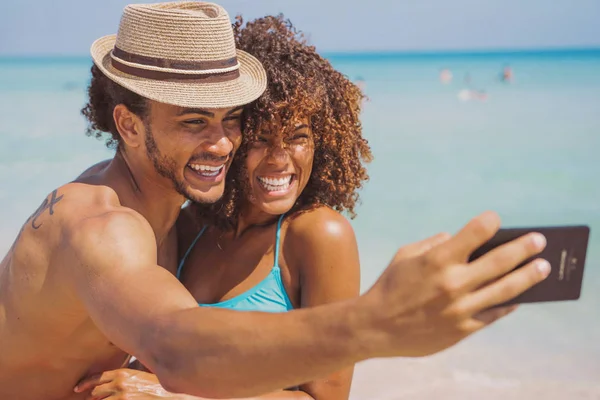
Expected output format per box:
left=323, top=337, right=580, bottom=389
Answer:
left=0, top=2, right=550, bottom=399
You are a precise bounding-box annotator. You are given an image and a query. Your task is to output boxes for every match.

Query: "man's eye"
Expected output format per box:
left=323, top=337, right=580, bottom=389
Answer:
left=183, top=119, right=206, bottom=125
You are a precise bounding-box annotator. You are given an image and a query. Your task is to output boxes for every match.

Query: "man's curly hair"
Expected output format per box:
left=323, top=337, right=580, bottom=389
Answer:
left=81, top=64, right=148, bottom=149
left=193, top=14, right=373, bottom=229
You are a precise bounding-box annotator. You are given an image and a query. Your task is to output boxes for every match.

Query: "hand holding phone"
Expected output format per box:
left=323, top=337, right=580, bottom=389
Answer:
left=469, top=225, right=590, bottom=305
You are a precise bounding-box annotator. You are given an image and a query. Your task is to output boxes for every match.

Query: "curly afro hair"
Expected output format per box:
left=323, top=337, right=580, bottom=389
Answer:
left=81, top=64, right=148, bottom=149
left=192, top=14, right=373, bottom=229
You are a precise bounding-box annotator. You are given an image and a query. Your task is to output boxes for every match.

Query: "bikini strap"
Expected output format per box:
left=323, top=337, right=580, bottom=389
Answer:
left=176, top=225, right=207, bottom=280
left=273, top=214, right=286, bottom=268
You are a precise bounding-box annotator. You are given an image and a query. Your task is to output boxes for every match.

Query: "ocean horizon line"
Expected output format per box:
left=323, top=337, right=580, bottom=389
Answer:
left=1, top=46, right=599, bottom=64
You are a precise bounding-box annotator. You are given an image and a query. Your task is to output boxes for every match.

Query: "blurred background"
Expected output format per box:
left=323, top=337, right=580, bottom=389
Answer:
left=1, top=1, right=599, bottom=399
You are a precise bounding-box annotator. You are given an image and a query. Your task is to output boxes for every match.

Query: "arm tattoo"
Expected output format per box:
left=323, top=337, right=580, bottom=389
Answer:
left=27, top=189, right=64, bottom=229
left=25, top=190, right=65, bottom=230
left=8, top=190, right=64, bottom=253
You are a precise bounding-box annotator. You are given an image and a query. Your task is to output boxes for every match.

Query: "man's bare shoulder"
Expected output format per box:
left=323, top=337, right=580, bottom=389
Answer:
left=65, top=205, right=155, bottom=260
left=50, top=184, right=157, bottom=276
left=11, top=183, right=114, bottom=241
left=7, top=182, right=155, bottom=294
left=18, top=181, right=148, bottom=248
left=44, top=181, right=122, bottom=225
left=76, top=159, right=112, bottom=180
left=55, top=182, right=152, bottom=241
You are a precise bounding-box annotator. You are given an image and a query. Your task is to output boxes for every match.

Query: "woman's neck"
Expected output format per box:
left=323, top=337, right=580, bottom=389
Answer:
left=233, top=203, right=281, bottom=238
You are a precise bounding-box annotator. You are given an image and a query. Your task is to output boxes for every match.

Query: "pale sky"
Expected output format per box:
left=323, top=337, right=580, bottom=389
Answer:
left=1, top=0, right=599, bottom=55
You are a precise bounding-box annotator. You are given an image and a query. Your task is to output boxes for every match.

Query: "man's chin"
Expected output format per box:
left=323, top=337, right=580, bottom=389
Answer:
left=186, top=187, right=225, bottom=205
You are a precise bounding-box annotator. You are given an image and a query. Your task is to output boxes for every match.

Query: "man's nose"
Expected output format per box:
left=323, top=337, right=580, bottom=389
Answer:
left=202, top=126, right=234, bottom=157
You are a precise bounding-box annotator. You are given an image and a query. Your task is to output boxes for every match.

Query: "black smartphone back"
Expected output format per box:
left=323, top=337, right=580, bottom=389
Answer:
left=468, top=225, right=591, bottom=306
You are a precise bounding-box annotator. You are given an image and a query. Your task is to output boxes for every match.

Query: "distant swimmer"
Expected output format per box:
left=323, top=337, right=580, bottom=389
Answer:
left=440, top=68, right=453, bottom=84
left=458, top=89, right=488, bottom=102
left=500, top=65, right=513, bottom=83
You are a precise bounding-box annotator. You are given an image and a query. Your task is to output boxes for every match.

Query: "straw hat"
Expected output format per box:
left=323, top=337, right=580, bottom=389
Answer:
left=90, top=1, right=266, bottom=109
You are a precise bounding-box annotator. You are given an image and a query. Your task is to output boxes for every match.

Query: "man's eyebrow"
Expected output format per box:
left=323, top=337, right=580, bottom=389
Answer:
left=294, top=124, right=309, bottom=131
left=224, top=106, right=244, bottom=117
left=177, top=108, right=215, bottom=117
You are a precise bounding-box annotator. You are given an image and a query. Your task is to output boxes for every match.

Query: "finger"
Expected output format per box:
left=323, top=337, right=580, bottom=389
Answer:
left=436, top=211, right=501, bottom=261
left=85, top=382, right=113, bottom=400
left=85, top=393, right=111, bottom=400
left=460, top=305, right=519, bottom=332
left=393, top=232, right=451, bottom=262
left=463, top=257, right=551, bottom=313
left=75, top=371, right=114, bottom=393
left=466, top=231, right=547, bottom=289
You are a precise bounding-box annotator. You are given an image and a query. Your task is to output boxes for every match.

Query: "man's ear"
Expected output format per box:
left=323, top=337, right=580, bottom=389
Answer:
left=113, top=104, right=146, bottom=148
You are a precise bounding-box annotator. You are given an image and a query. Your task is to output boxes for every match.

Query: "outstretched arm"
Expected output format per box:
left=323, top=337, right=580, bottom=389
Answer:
left=64, top=210, right=367, bottom=398
left=65, top=209, right=550, bottom=399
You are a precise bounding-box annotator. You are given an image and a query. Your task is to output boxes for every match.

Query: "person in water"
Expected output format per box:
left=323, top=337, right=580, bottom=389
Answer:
left=75, top=14, right=371, bottom=400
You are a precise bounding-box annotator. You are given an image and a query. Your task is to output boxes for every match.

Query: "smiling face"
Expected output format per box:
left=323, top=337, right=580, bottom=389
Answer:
left=244, top=117, right=315, bottom=216
left=189, top=15, right=373, bottom=228
left=141, top=101, right=244, bottom=204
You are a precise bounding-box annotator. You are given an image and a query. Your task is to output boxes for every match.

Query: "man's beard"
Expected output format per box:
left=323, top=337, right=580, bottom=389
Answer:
left=144, top=124, right=218, bottom=204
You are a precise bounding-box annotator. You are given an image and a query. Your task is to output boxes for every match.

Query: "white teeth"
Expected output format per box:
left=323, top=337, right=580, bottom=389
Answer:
left=188, top=163, right=224, bottom=176
left=257, top=175, right=293, bottom=192
left=258, top=176, right=292, bottom=186
left=189, top=164, right=223, bottom=171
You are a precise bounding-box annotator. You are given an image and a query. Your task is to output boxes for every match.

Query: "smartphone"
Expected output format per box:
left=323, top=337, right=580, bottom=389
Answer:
left=468, top=225, right=590, bottom=306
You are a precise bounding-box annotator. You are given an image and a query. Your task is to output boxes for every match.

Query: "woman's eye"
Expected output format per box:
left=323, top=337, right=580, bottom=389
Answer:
left=248, top=136, right=269, bottom=148
left=290, top=133, right=309, bottom=142
left=224, top=117, right=242, bottom=127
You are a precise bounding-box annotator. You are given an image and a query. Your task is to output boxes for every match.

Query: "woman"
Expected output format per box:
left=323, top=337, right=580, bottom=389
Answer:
left=77, top=14, right=372, bottom=400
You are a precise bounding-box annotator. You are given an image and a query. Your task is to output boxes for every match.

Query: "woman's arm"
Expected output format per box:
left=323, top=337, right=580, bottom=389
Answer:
left=284, top=207, right=362, bottom=400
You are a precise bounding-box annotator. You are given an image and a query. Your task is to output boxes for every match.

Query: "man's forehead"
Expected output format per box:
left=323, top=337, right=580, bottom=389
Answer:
left=176, top=106, right=244, bottom=117
left=151, top=100, right=244, bottom=117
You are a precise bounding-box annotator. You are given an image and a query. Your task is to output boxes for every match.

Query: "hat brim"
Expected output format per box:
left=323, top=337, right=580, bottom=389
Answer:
left=90, top=34, right=266, bottom=109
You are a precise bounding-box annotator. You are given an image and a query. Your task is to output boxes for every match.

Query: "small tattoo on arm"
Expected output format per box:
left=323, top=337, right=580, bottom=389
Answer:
left=8, top=190, right=64, bottom=253
left=28, top=190, right=64, bottom=229
left=19, top=189, right=66, bottom=234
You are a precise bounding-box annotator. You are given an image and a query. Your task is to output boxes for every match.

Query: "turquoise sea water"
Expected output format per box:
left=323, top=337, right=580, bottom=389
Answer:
left=1, top=49, right=599, bottom=391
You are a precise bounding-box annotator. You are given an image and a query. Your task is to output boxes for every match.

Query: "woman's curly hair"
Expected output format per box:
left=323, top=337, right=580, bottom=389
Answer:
left=194, top=14, right=373, bottom=229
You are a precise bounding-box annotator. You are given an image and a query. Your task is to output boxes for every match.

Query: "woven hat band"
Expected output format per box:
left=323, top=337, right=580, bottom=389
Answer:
left=111, top=57, right=241, bottom=83
left=111, top=47, right=239, bottom=71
